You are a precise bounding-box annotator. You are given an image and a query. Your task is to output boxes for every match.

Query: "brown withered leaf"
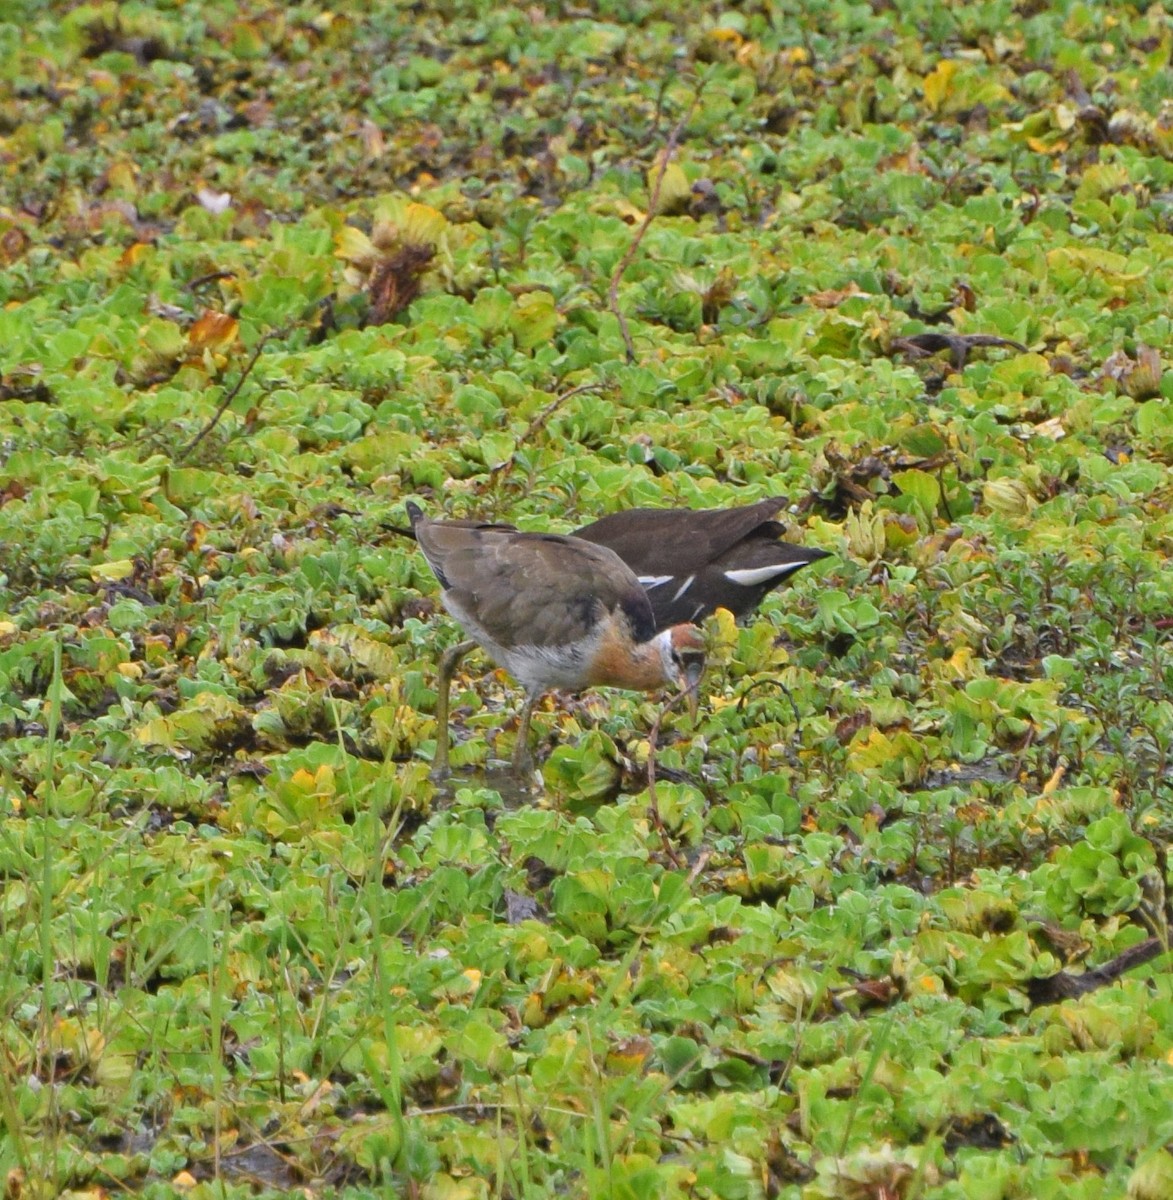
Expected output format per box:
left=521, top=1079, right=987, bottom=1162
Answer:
left=806, top=281, right=863, bottom=309
left=1026, top=915, right=1091, bottom=961
left=952, top=281, right=977, bottom=311
left=848, top=976, right=901, bottom=1008
left=1, top=226, right=30, bottom=264
left=187, top=310, right=239, bottom=354
left=835, top=710, right=872, bottom=745
left=890, top=331, right=1027, bottom=370
left=367, top=244, right=435, bottom=326
left=358, top=118, right=385, bottom=160
left=0, top=479, right=27, bottom=506
left=702, top=266, right=737, bottom=323
left=1101, top=344, right=1162, bottom=400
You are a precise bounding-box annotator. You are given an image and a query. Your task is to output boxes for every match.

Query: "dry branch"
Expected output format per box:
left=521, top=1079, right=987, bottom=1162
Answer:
left=608, top=92, right=702, bottom=364
left=178, top=326, right=289, bottom=461
left=1027, top=937, right=1165, bottom=1008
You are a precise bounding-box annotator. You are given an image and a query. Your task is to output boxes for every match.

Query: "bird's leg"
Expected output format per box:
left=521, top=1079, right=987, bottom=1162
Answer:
left=511, top=689, right=542, bottom=780
left=431, top=639, right=475, bottom=780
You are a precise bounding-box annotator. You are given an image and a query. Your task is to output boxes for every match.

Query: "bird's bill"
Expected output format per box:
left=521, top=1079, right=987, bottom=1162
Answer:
left=681, top=660, right=703, bottom=719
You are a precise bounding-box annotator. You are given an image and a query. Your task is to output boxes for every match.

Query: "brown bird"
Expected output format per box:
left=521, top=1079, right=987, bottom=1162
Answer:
left=574, top=497, right=829, bottom=629
left=406, top=503, right=706, bottom=779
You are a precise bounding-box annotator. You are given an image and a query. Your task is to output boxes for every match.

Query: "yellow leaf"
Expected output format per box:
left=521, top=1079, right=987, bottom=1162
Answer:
left=370, top=196, right=449, bottom=248
left=1041, top=763, right=1066, bottom=795
left=289, top=766, right=337, bottom=795
left=982, top=478, right=1037, bottom=516
left=106, top=159, right=138, bottom=195
left=400, top=200, right=447, bottom=246
left=910, top=973, right=945, bottom=996
left=119, top=241, right=152, bottom=268
left=334, top=224, right=376, bottom=265
left=604, top=196, right=647, bottom=224
left=709, top=607, right=738, bottom=654
left=847, top=728, right=900, bottom=769
left=1047, top=246, right=1136, bottom=277
left=923, top=60, right=959, bottom=113
left=649, top=159, right=692, bottom=215
left=90, top=559, right=135, bottom=582
left=844, top=501, right=886, bottom=560
left=510, top=290, right=560, bottom=351
left=944, top=646, right=975, bottom=677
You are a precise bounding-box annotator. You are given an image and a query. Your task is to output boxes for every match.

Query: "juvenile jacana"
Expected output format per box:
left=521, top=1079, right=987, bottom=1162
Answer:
left=574, top=496, right=829, bottom=628
left=406, top=503, right=705, bottom=779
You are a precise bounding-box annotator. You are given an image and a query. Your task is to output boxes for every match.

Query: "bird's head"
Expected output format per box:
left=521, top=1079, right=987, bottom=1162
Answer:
left=660, top=624, right=706, bottom=717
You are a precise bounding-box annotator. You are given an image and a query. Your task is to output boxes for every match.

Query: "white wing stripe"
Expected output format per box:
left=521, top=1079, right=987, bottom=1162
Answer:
left=723, top=563, right=806, bottom=587
left=638, top=575, right=674, bottom=589
left=671, top=574, right=696, bottom=601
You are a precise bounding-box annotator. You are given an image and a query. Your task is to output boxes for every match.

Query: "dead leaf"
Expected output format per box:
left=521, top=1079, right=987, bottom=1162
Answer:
left=187, top=311, right=239, bottom=353
left=1101, top=344, right=1163, bottom=400
left=359, top=118, right=385, bottom=160
left=367, top=244, right=435, bottom=325
left=807, top=282, right=863, bottom=309
left=1, top=226, right=30, bottom=264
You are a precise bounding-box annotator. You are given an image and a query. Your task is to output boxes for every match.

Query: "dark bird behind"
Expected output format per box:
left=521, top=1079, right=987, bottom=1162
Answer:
left=574, top=496, right=829, bottom=628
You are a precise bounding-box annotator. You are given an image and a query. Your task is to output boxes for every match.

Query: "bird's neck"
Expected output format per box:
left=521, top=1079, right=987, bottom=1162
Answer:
left=585, top=620, right=671, bottom=689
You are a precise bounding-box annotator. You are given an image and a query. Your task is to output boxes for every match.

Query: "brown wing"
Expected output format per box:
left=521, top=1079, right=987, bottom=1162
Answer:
left=414, top=519, right=657, bottom=650
left=574, top=497, right=789, bottom=575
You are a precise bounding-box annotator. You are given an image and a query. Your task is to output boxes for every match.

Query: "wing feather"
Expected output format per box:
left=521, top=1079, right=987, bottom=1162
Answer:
left=574, top=497, right=789, bottom=574
left=415, top=521, right=657, bottom=650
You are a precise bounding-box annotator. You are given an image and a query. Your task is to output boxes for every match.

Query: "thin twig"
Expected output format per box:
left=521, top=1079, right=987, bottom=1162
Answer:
left=517, top=381, right=604, bottom=448
left=608, top=91, right=702, bottom=364
left=937, top=464, right=954, bottom=522
left=186, top=270, right=237, bottom=293
left=178, top=326, right=288, bottom=461
left=489, top=382, right=605, bottom=485
left=407, top=1101, right=586, bottom=1121
left=685, top=848, right=711, bottom=887
left=646, top=688, right=695, bottom=869
left=736, top=675, right=802, bottom=731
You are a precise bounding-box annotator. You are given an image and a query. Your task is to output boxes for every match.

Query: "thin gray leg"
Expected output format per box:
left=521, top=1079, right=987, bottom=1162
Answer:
left=431, top=639, right=475, bottom=780
left=511, top=689, right=542, bottom=779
